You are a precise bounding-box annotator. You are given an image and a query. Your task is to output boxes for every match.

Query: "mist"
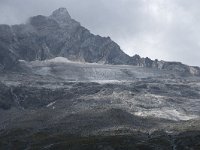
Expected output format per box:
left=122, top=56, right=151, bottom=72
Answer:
left=0, top=0, right=200, bottom=66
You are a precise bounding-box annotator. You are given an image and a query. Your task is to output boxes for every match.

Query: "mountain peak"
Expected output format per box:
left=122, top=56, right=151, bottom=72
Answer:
left=51, top=8, right=71, bottom=18
left=50, top=8, right=71, bottom=24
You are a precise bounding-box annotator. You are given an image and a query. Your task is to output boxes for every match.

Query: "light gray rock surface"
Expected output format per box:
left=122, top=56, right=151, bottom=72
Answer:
left=0, top=59, right=200, bottom=149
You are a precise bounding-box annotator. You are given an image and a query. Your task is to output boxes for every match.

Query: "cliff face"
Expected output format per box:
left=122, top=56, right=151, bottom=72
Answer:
left=0, top=7, right=200, bottom=76
left=0, top=8, right=130, bottom=66
left=0, top=25, right=19, bottom=71
left=130, top=55, right=200, bottom=76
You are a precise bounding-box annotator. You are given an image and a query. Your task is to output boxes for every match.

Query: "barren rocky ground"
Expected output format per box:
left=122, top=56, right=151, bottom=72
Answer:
left=0, top=59, right=199, bottom=149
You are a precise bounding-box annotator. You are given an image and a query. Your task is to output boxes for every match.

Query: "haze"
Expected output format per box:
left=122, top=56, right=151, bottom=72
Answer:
left=0, top=0, right=200, bottom=66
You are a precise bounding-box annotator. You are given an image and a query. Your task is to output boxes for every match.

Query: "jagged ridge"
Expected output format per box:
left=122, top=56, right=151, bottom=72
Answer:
left=0, top=8, right=199, bottom=76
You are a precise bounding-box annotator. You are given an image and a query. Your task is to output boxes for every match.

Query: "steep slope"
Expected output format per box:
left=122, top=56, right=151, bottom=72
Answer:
left=0, top=8, right=130, bottom=65
left=0, top=7, right=199, bottom=75
left=0, top=25, right=19, bottom=71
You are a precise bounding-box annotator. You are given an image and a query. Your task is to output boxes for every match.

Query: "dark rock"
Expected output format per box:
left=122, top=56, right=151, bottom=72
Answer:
left=0, top=82, right=13, bottom=110
left=0, top=8, right=199, bottom=75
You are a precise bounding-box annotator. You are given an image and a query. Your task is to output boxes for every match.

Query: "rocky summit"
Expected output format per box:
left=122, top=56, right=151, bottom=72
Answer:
left=0, top=8, right=200, bottom=150
left=0, top=8, right=200, bottom=75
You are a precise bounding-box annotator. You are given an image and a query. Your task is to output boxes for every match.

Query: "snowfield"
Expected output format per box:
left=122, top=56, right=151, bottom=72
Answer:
left=25, top=57, right=169, bottom=82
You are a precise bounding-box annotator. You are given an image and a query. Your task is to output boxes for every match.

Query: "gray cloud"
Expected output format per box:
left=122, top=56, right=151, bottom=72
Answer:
left=0, top=0, right=200, bottom=66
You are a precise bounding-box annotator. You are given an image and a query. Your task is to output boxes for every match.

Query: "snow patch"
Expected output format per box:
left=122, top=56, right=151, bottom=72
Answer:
left=2, top=81, right=21, bottom=87
left=18, top=60, right=26, bottom=62
left=30, top=57, right=71, bottom=65
left=46, top=101, right=56, bottom=107
left=134, top=108, right=199, bottom=121
left=45, top=57, right=71, bottom=63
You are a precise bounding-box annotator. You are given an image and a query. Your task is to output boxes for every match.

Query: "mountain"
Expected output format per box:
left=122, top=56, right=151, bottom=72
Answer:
left=0, top=8, right=130, bottom=67
left=0, top=8, right=200, bottom=149
left=0, top=7, right=199, bottom=76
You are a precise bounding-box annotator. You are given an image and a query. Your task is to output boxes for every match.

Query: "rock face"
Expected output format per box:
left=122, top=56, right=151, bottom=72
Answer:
left=0, top=82, right=13, bottom=109
left=0, top=8, right=130, bottom=66
left=0, top=25, right=19, bottom=71
left=0, top=8, right=199, bottom=75
left=0, top=8, right=200, bottom=149
left=0, top=70, right=200, bottom=149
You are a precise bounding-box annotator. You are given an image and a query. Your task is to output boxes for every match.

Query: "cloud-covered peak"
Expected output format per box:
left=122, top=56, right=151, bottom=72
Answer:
left=51, top=8, right=70, bottom=18
left=50, top=7, right=71, bottom=24
left=0, top=0, right=200, bottom=66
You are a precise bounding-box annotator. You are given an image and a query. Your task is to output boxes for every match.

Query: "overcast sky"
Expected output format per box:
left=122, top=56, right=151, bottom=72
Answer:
left=0, top=0, right=200, bottom=66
